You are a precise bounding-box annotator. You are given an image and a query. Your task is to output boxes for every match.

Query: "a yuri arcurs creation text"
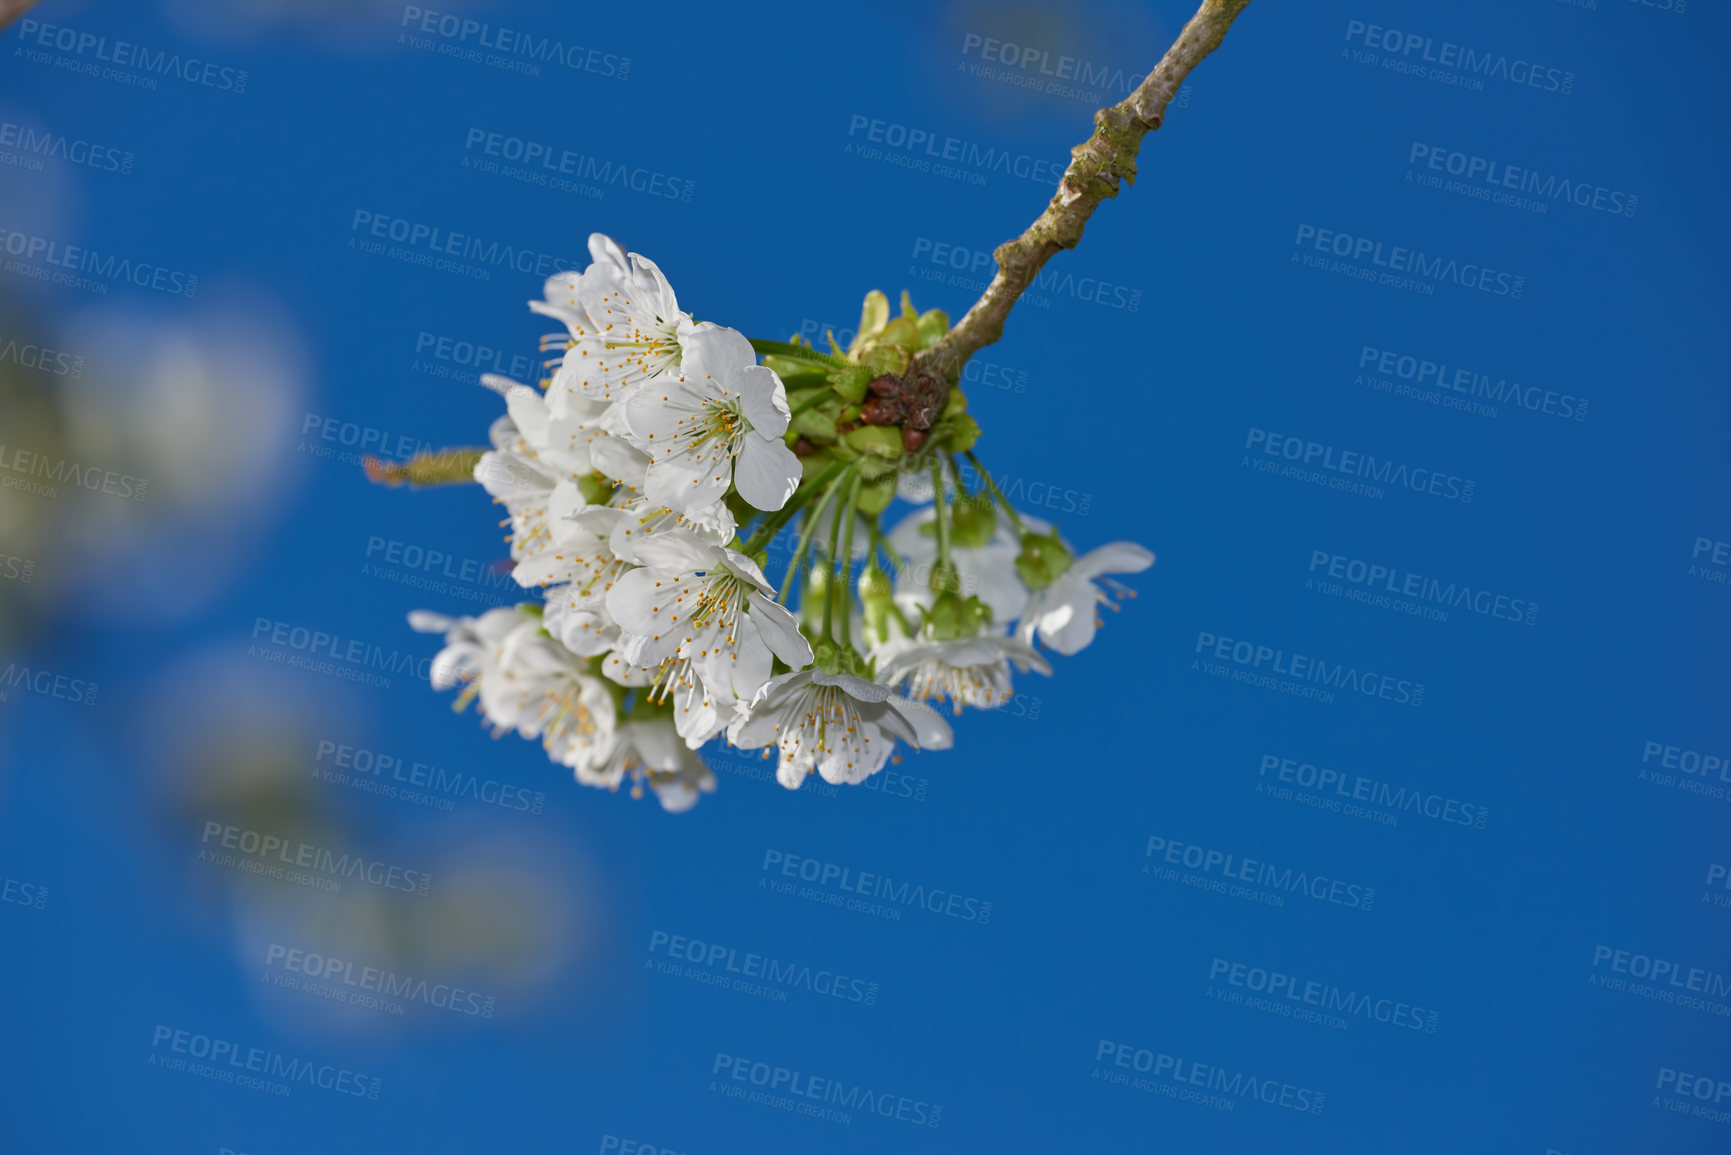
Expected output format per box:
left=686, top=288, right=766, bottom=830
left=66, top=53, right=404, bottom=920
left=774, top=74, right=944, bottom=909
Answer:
left=368, top=0, right=1259, bottom=810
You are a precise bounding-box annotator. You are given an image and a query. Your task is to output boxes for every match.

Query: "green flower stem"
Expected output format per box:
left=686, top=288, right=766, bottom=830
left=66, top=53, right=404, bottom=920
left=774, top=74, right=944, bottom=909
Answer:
left=965, top=450, right=1027, bottom=533
left=836, top=471, right=862, bottom=652
left=743, top=461, right=843, bottom=556
left=930, top=457, right=953, bottom=580
left=777, top=465, right=850, bottom=605
left=786, top=389, right=837, bottom=421
left=820, top=470, right=851, bottom=643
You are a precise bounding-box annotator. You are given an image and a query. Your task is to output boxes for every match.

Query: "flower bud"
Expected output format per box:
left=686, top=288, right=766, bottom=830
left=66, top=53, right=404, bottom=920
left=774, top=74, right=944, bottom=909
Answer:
left=1015, top=528, right=1073, bottom=590
left=858, top=566, right=895, bottom=644
left=949, top=494, right=996, bottom=548
left=801, top=564, right=830, bottom=631
left=855, top=474, right=898, bottom=514
left=939, top=413, right=980, bottom=453
left=921, top=591, right=993, bottom=641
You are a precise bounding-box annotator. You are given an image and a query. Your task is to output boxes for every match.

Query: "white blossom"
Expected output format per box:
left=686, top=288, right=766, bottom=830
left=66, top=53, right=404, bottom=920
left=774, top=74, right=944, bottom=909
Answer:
left=729, top=669, right=952, bottom=788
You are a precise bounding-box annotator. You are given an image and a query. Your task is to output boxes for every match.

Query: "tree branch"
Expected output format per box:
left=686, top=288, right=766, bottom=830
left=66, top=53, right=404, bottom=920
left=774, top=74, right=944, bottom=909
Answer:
left=909, top=0, right=1254, bottom=389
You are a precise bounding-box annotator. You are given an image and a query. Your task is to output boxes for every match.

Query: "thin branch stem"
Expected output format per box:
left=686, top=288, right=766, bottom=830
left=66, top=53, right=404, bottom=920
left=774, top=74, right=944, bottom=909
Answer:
left=779, top=465, right=849, bottom=604
left=965, top=451, right=1026, bottom=533
left=821, top=470, right=852, bottom=642
left=908, top=0, right=1254, bottom=388
left=743, top=461, right=842, bottom=555
left=836, top=472, right=862, bottom=652
left=930, top=457, right=952, bottom=583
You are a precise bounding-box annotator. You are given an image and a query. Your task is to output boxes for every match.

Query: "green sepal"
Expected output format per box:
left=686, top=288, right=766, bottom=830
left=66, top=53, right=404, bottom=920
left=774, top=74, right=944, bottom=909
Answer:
left=854, top=291, right=890, bottom=352
left=577, top=472, right=616, bottom=506
left=1015, top=528, right=1074, bottom=590
left=856, top=474, right=897, bottom=515
left=829, top=363, right=875, bottom=404
left=855, top=455, right=899, bottom=482
left=844, top=425, right=904, bottom=459
left=937, top=413, right=980, bottom=453
left=917, top=308, right=950, bottom=348
left=949, top=493, right=996, bottom=548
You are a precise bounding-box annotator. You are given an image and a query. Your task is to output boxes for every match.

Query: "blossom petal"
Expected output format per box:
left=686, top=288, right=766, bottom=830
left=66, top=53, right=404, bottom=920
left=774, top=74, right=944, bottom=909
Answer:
left=732, top=435, right=802, bottom=512
left=886, top=695, right=955, bottom=750
left=747, top=593, right=814, bottom=669
left=737, top=364, right=791, bottom=437
left=1074, top=542, right=1155, bottom=580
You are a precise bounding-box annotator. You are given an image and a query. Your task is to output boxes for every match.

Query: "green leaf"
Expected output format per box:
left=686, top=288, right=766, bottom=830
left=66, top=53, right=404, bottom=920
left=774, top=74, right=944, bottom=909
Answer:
left=749, top=338, right=847, bottom=368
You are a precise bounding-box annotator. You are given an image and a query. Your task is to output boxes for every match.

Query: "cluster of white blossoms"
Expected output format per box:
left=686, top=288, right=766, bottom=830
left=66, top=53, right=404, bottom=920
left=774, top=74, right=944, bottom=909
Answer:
left=395, top=234, right=1152, bottom=811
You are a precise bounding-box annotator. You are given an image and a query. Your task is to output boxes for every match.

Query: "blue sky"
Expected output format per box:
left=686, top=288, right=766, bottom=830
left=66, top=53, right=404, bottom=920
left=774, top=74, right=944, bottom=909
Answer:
left=1, top=0, right=1727, bottom=1151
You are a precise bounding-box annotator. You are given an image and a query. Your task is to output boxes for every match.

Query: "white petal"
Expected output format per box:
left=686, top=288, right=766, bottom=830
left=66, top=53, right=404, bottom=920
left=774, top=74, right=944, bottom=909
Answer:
left=632, top=529, right=722, bottom=575
left=886, top=695, right=954, bottom=750
left=746, top=593, right=814, bottom=669
left=646, top=449, right=730, bottom=512
left=737, top=364, right=791, bottom=437
left=680, top=322, right=756, bottom=383
left=1074, top=542, right=1155, bottom=580
left=732, top=435, right=802, bottom=512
